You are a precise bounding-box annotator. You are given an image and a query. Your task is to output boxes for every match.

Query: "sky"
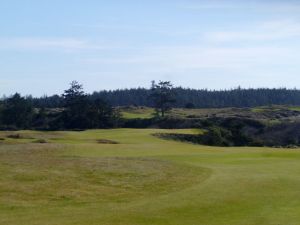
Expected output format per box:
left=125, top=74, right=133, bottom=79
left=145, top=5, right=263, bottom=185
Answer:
left=1, top=0, right=300, bottom=96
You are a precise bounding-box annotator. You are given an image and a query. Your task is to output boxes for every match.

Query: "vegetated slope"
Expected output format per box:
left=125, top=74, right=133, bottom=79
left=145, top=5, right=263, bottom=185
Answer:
left=1, top=129, right=300, bottom=225
left=120, top=106, right=300, bottom=147
left=119, top=105, right=300, bottom=121
left=155, top=117, right=300, bottom=147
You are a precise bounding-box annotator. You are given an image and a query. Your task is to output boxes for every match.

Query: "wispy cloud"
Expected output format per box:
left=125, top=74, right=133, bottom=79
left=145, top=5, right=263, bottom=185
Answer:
left=205, top=20, right=300, bottom=42
left=179, top=1, right=241, bottom=10
left=73, top=23, right=200, bottom=37
left=179, top=1, right=300, bottom=12
left=0, top=37, right=114, bottom=51
left=84, top=45, right=297, bottom=72
left=0, top=38, right=86, bottom=50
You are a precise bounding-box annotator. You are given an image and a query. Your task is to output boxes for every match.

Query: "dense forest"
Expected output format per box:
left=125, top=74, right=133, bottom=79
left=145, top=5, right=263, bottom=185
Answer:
left=31, top=87, right=300, bottom=109
left=0, top=81, right=119, bottom=130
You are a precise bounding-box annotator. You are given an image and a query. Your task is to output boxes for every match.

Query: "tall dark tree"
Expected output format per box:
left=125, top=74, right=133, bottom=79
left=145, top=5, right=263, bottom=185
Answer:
left=61, top=81, right=119, bottom=129
left=1, top=93, right=34, bottom=128
left=62, top=81, right=90, bottom=129
left=150, top=81, right=175, bottom=117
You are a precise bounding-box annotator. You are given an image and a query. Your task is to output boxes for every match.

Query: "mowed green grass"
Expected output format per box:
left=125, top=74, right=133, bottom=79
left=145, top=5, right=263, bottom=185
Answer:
left=1, top=129, right=300, bottom=225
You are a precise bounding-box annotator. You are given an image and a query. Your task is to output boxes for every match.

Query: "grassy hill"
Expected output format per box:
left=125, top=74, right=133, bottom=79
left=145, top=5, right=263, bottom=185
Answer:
left=1, top=129, right=300, bottom=225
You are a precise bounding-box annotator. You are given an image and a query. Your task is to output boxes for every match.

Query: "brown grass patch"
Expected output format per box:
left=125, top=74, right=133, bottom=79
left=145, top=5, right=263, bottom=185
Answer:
left=97, top=139, right=119, bottom=144
left=6, top=133, right=22, bottom=139
left=32, top=139, right=48, bottom=144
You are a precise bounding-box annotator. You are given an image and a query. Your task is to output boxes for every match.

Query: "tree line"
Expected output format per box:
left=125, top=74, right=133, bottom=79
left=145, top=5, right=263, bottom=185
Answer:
left=32, top=86, right=300, bottom=109
left=2, top=80, right=300, bottom=130
left=0, top=81, right=176, bottom=129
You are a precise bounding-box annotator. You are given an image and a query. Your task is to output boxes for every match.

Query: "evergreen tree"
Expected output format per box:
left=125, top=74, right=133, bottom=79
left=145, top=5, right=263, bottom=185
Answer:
left=62, top=81, right=90, bottom=129
left=150, top=81, right=175, bottom=117
left=61, top=81, right=119, bottom=129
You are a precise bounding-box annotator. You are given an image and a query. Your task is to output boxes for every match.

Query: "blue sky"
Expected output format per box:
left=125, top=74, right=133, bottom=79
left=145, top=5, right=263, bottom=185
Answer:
left=1, top=0, right=300, bottom=96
